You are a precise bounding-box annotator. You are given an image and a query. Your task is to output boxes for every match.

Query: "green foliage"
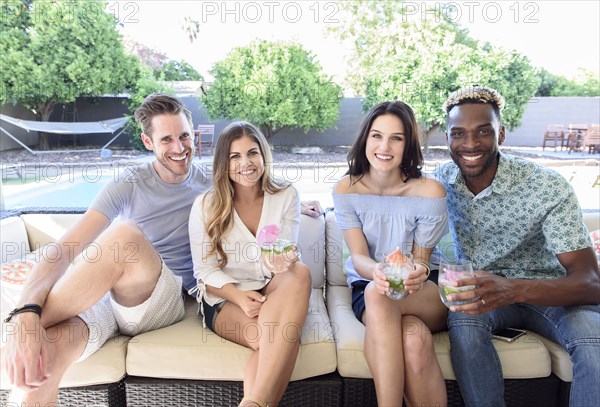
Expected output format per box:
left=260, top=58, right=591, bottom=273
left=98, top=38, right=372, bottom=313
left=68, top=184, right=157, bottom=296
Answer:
left=536, top=68, right=600, bottom=97
left=201, top=39, right=342, bottom=140
left=153, top=60, right=203, bottom=81
left=125, top=66, right=175, bottom=150
left=1, top=0, right=138, bottom=117
left=331, top=0, right=539, bottom=137
left=535, top=68, right=559, bottom=97
left=1, top=0, right=139, bottom=148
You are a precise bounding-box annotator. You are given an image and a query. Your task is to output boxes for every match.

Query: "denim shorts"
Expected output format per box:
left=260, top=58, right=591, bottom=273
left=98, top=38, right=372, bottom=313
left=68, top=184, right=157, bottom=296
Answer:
left=351, top=280, right=369, bottom=322
left=350, top=269, right=439, bottom=322
left=202, top=299, right=226, bottom=332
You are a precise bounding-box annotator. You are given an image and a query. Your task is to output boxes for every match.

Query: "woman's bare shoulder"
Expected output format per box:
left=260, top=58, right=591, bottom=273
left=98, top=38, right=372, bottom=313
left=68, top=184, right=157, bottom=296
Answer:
left=334, top=175, right=354, bottom=194
left=408, top=175, right=446, bottom=199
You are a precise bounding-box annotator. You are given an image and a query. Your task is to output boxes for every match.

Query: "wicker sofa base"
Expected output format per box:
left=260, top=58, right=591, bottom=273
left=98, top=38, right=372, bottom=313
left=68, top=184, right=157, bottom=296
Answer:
left=0, top=380, right=126, bottom=407
left=342, top=375, right=564, bottom=407
left=124, top=373, right=343, bottom=407
left=0, top=372, right=568, bottom=406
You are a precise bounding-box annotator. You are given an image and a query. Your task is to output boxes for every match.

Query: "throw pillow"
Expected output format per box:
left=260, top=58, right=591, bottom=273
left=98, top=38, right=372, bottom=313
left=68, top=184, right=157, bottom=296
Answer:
left=1, top=252, right=40, bottom=322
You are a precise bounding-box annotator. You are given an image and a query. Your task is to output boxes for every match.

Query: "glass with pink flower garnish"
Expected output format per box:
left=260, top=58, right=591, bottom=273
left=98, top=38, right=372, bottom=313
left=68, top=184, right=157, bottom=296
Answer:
left=257, top=224, right=299, bottom=274
left=438, top=259, right=479, bottom=308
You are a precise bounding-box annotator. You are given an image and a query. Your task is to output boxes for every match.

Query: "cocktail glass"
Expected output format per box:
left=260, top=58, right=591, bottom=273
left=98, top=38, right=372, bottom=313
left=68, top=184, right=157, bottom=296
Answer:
left=438, top=260, right=479, bottom=308
left=381, top=253, right=413, bottom=300
left=261, top=240, right=299, bottom=274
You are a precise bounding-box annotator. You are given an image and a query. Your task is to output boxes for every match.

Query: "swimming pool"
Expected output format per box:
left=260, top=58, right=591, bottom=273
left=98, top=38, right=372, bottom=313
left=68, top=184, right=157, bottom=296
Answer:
left=1, top=161, right=598, bottom=211
left=1, top=162, right=142, bottom=209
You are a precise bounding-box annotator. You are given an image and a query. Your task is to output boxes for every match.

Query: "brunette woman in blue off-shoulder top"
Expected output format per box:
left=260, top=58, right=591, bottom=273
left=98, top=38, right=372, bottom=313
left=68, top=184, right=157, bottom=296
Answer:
left=333, top=101, right=449, bottom=407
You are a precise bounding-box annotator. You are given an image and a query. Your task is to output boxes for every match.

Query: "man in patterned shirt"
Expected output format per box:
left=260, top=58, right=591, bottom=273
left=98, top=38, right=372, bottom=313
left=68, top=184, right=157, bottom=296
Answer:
left=435, top=86, right=600, bottom=407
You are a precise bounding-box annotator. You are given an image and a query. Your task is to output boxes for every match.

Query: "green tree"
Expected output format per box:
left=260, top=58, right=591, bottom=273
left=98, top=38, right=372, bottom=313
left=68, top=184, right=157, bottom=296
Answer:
left=1, top=0, right=138, bottom=149
left=331, top=1, right=539, bottom=145
left=154, top=60, right=203, bottom=81
left=201, top=40, right=342, bottom=141
left=536, top=68, right=600, bottom=97
left=535, top=68, right=560, bottom=97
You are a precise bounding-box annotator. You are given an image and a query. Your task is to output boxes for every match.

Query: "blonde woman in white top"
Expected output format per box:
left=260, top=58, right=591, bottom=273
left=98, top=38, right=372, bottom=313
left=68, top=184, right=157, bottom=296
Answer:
left=189, top=121, right=312, bottom=407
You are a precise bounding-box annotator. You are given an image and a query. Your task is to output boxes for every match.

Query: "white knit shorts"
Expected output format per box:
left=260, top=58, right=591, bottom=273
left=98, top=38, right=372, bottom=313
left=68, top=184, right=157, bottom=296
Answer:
left=77, top=262, right=185, bottom=361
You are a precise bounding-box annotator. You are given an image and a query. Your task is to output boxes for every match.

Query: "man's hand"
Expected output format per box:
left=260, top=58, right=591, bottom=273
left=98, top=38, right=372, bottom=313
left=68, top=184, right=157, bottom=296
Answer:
left=300, top=201, right=323, bottom=218
left=234, top=290, right=266, bottom=318
left=447, top=271, right=517, bottom=314
left=3, top=313, right=49, bottom=390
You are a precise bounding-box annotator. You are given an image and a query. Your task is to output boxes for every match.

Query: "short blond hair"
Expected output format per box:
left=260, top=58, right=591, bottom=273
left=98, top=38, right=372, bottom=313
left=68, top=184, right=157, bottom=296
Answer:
left=443, top=86, right=505, bottom=115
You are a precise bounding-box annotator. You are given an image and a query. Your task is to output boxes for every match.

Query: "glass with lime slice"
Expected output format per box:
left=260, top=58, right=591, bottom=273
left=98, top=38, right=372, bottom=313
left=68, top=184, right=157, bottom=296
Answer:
left=260, top=239, right=299, bottom=274
left=381, top=253, right=413, bottom=300
left=438, top=260, right=479, bottom=308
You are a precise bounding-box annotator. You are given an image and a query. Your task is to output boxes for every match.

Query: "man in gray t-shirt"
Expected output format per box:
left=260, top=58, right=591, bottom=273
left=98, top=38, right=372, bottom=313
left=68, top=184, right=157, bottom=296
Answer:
left=4, top=94, right=210, bottom=405
left=90, top=160, right=210, bottom=292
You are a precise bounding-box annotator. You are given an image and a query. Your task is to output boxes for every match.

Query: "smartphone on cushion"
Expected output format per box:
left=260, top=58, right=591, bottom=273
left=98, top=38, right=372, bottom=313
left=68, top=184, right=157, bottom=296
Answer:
left=493, top=328, right=527, bottom=343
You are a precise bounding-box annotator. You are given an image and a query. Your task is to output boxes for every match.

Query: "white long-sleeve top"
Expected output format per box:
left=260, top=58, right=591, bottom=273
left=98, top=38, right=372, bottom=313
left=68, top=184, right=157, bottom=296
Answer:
left=188, top=185, right=300, bottom=306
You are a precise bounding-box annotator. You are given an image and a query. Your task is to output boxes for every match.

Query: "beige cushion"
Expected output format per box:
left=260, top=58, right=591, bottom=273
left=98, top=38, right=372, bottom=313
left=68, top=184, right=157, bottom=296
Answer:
left=298, top=214, right=326, bottom=289
left=528, top=332, right=573, bottom=382
left=1, top=216, right=29, bottom=262
left=324, top=211, right=349, bottom=287
left=20, top=214, right=81, bottom=249
left=327, top=285, right=551, bottom=380
left=582, top=210, right=600, bottom=233
left=126, top=291, right=337, bottom=381
left=0, top=335, right=128, bottom=389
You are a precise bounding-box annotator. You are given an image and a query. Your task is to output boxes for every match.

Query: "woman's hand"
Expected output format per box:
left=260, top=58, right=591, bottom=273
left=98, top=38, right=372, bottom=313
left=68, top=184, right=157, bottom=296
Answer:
left=234, top=290, right=266, bottom=318
left=372, top=263, right=390, bottom=295
left=404, top=262, right=429, bottom=293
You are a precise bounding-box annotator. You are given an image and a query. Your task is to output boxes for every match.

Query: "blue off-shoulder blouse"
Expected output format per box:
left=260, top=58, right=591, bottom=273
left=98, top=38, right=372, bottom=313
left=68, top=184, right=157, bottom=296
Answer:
left=332, top=193, right=448, bottom=287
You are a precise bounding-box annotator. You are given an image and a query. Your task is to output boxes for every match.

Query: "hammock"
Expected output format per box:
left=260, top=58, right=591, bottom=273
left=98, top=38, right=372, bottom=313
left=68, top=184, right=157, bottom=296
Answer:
left=0, top=113, right=129, bottom=154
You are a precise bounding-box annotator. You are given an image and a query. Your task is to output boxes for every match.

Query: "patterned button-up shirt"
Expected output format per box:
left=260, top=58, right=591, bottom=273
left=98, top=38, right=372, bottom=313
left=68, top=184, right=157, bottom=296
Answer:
left=434, top=153, right=591, bottom=279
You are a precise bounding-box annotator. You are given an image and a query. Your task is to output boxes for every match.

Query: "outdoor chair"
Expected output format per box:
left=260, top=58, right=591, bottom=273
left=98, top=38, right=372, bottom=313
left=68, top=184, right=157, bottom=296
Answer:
left=582, top=124, right=600, bottom=154
left=542, top=124, right=565, bottom=151
left=195, top=124, right=215, bottom=157
left=566, top=124, right=588, bottom=153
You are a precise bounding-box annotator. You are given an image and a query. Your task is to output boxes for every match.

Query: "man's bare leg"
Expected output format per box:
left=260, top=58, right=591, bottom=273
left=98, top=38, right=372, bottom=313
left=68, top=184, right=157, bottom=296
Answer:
left=43, top=220, right=163, bottom=326
left=6, top=221, right=163, bottom=405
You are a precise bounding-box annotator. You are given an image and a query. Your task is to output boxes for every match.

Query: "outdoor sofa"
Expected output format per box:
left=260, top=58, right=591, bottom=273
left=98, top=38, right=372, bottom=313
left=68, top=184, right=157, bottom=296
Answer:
left=1, top=207, right=598, bottom=407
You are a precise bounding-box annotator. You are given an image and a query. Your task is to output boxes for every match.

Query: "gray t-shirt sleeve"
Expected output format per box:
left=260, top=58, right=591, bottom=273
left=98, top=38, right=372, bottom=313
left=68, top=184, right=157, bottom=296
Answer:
left=89, top=179, right=132, bottom=220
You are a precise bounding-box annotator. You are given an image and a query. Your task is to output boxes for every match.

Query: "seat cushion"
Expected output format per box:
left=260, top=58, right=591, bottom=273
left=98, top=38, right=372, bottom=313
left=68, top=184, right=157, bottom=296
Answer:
left=1, top=336, right=128, bottom=389
left=298, top=214, right=326, bottom=289
left=528, top=332, right=573, bottom=382
left=582, top=210, right=600, bottom=233
left=326, top=286, right=551, bottom=380
left=20, top=214, right=81, bottom=248
left=126, top=290, right=337, bottom=381
left=1, top=216, right=30, bottom=262
left=324, top=211, right=350, bottom=287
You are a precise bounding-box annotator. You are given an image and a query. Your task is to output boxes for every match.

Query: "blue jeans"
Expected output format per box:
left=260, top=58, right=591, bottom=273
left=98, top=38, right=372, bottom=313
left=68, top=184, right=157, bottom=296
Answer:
left=448, top=303, right=600, bottom=407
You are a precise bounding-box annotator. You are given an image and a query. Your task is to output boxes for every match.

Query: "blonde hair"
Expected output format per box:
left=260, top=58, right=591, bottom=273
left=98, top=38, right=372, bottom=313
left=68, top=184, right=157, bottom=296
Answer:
left=443, top=86, right=506, bottom=115
left=202, top=121, right=288, bottom=268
